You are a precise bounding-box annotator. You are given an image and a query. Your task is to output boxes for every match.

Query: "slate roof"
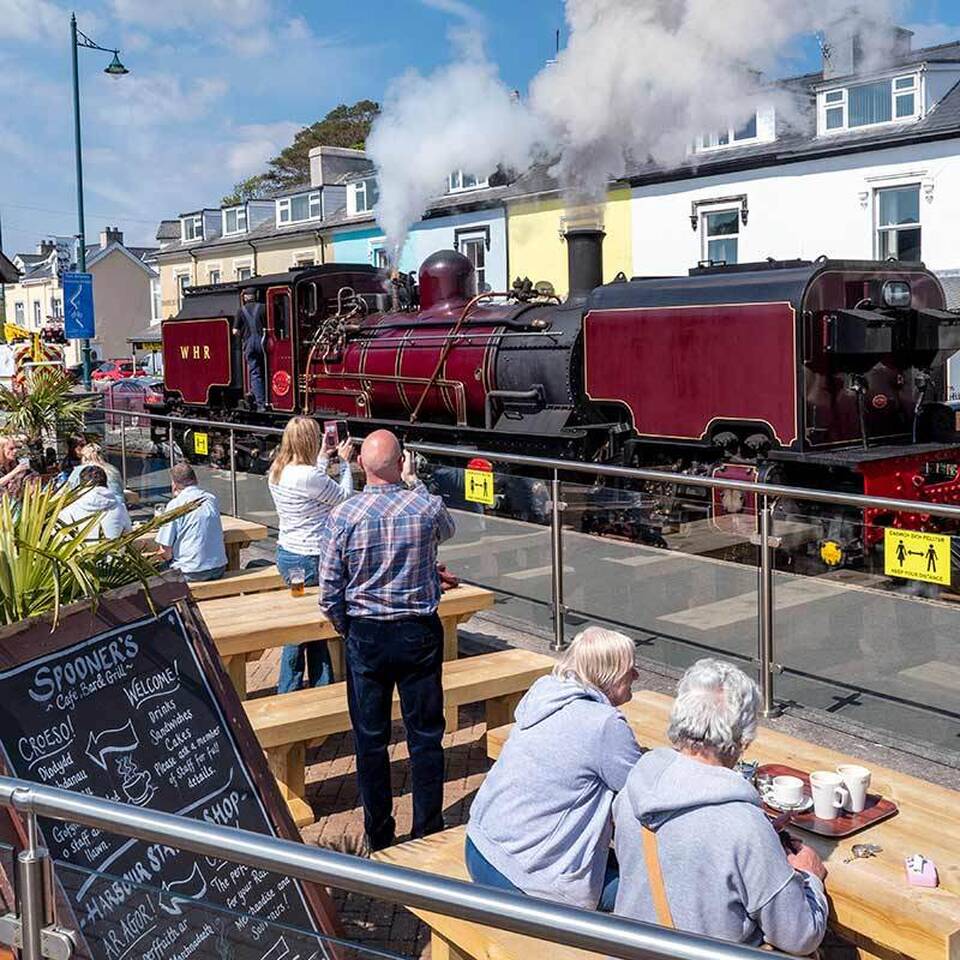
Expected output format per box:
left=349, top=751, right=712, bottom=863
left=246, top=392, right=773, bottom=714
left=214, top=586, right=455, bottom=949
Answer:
left=0, top=250, right=19, bottom=284
left=156, top=219, right=180, bottom=241
left=13, top=242, right=157, bottom=282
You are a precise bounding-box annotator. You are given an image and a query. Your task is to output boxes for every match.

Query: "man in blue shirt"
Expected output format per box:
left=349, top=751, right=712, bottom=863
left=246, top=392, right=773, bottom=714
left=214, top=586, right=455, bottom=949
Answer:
left=318, top=429, right=455, bottom=851
left=155, top=462, right=228, bottom=582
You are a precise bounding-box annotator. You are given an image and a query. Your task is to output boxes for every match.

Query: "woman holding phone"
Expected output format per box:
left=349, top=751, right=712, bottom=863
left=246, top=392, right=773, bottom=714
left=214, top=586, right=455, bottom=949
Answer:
left=268, top=416, right=354, bottom=692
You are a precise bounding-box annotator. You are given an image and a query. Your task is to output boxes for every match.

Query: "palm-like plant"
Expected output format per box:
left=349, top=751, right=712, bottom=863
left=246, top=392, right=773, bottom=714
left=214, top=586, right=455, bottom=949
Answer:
left=0, top=367, right=95, bottom=455
left=0, top=482, right=193, bottom=627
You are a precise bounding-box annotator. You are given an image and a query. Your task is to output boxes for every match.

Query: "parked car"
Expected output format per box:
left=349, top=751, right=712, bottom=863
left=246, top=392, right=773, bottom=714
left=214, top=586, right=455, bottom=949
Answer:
left=91, top=360, right=146, bottom=384
left=102, top=377, right=164, bottom=427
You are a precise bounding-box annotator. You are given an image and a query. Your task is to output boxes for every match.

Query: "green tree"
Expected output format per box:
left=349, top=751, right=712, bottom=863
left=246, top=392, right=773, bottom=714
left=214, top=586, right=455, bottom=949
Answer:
left=222, top=174, right=270, bottom=207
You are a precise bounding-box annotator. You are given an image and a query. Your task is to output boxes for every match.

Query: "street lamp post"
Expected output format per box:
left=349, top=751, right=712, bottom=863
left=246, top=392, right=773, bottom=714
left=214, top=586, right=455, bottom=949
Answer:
left=70, top=12, right=128, bottom=389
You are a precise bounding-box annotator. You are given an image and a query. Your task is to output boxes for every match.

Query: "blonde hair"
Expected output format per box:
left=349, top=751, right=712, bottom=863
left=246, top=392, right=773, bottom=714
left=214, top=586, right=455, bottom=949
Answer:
left=269, top=416, right=321, bottom=484
left=80, top=443, right=107, bottom=466
left=553, top=626, right=636, bottom=699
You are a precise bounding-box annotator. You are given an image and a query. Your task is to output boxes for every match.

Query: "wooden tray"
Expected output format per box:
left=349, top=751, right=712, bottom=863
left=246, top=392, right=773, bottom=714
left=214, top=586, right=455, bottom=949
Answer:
left=759, top=764, right=898, bottom=838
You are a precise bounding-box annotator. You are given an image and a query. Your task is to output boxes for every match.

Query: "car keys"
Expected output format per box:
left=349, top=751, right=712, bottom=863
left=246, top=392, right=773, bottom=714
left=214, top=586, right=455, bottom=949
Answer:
left=843, top=843, right=882, bottom=863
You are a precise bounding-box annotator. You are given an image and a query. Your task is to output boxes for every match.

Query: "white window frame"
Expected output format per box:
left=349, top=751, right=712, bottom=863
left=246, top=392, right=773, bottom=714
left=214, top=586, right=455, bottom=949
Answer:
left=235, top=262, right=253, bottom=282
left=150, top=278, right=161, bottom=323
left=455, top=228, right=489, bottom=292
left=32, top=301, right=41, bottom=327
left=370, top=244, right=389, bottom=269
left=293, top=253, right=315, bottom=267
left=181, top=214, right=203, bottom=242
left=176, top=272, right=191, bottom=309
left=694, top=113, right=760, bottom=152
left=448, top=170, right=489, bottom=193
left=207, top=265, right=221, bottom=285
left=700, top=207, right=741, bottom=265
left=874, top=183, right=922, bottom=261
left=819, top=73, right=921, bottom=134
left=349, top=177, right=379, bottom=215
left=276, top=192, right=322, bottom=226
left=14, top=303, right=24, bottom=325
left=51, top=297, right=61, bottom=319
left=222, top=206, right=247, bottom=236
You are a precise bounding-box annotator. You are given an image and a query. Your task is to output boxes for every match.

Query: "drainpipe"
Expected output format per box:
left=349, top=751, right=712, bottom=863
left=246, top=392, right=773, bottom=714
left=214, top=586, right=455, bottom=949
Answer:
left=247, top=240, right=258, bottom=276
left=188, top=249, right=198, bottom=286
left=315, top=229, right=324, bottom=265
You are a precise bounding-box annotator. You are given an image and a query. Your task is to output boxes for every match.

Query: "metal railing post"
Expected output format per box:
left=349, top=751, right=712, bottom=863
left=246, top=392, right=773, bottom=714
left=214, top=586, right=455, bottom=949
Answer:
left=758, top=494, right=779, bottom=718
left=119, top=411, right=128, bottom=489
left=16, top=812, right=46, bottom=960
left=229, top=428, right=239, bottom=518
left=550, top=469, right=566, bottom=651
left=167, top=423, right=175, bottom=471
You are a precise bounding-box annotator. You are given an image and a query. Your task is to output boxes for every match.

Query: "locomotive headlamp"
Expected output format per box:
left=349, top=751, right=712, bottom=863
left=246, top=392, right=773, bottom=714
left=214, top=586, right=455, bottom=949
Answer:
left=882, top=281, right=911, bottom=308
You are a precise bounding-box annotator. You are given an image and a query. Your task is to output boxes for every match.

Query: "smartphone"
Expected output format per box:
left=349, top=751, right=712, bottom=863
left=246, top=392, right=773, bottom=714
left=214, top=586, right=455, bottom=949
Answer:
left=323, top=420, right=347, bottom=445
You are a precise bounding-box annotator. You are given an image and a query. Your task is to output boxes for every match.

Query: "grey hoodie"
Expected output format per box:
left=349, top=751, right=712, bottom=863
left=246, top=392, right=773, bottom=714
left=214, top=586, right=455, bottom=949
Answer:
left=613, top=749, right=827, bottom=954
left=466, top=674, right=643, bottom=909
left=58, top=487, right=133, bottom=541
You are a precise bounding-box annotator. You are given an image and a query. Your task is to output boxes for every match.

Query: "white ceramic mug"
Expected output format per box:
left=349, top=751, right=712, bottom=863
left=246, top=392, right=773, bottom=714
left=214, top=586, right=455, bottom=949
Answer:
left=837, top=764, right=871, bottom=813
left=809, top=771, right=848, bottom=820
left=770, top=775, right=805, bottom=808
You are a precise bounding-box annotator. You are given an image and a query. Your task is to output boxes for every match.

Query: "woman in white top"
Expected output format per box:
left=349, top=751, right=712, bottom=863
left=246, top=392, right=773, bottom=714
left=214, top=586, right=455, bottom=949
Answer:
left=268, top=416, right=354, bottom=692
left=67, top=443, right=124, bottom=497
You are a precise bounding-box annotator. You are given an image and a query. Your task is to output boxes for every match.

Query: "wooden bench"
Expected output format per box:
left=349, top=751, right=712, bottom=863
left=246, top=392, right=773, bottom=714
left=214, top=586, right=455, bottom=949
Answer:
left=245, top=648, right=553, bottom=828
left=200, top=584, right=495, bottom=698
left=489, top=691, right=960, bottom=960
left=187, top=564, right=284, bottom=600
left=138, top=514, right=269, bottom=571
left=374, top=825, right=599, bottom=960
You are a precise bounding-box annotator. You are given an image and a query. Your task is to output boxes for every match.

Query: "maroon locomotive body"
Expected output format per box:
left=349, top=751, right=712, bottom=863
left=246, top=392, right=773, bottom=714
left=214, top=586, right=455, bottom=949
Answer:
left=159, top=231, right=960, bottom=568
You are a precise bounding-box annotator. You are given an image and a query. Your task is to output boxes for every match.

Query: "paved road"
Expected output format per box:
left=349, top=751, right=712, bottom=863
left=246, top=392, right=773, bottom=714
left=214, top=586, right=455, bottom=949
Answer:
left=123, top=454, right=960, bottom=756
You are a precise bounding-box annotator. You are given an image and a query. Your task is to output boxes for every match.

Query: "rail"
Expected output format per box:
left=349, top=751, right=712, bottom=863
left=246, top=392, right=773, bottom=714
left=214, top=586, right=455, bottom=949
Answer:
left=0, top=776, right=779, bottom=960
left=100, top=406, right=960, bottom=717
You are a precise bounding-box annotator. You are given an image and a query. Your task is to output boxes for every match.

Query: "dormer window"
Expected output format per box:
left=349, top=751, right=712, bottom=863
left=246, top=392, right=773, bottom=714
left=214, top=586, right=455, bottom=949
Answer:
left=695, top=112, right=760, bottom=152
left=277, top=192, right=322, bottom=226
left=448, top=171, right=488, bottom=193
left=223, top=206, right=247, bottom=235
left=349, top=178, right=379, bottom=215
left=820, top=74, right=920, bottom=133
left=181, top=215, right=203, bottom=242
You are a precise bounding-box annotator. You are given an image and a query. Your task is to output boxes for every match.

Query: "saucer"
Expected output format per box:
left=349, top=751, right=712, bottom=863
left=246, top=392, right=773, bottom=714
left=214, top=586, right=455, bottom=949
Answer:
left=763, top=793, right=813, bottom=814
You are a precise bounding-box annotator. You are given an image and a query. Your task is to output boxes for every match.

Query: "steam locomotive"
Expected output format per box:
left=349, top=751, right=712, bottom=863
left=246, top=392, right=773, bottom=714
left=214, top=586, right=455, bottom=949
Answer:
left=157, top=229, right=960, bottom=570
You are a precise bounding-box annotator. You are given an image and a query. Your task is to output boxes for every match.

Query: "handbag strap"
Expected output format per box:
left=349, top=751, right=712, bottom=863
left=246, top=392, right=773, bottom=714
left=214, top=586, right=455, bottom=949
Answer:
left=641, top=826, right=675, bottom=929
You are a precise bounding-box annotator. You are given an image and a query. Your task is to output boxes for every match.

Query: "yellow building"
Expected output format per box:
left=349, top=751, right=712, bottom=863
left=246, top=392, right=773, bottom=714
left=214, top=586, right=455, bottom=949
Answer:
left=506, top=185, right=633, bottom=299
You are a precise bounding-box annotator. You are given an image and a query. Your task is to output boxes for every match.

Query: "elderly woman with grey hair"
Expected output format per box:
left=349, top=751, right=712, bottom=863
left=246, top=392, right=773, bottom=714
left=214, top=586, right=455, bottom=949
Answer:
left=613, top=658, right=827, bottom=953
left=465, top=626, right=643, bottom=911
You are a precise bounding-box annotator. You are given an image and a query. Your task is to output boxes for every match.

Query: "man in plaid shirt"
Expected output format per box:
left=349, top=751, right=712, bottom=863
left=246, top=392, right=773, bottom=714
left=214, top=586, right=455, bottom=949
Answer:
left=318, top=429, right=455, bottom=851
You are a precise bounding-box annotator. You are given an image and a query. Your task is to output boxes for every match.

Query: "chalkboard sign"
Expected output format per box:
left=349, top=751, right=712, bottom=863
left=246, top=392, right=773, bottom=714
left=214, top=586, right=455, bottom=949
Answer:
left=0, top=578, right=340, bottom=960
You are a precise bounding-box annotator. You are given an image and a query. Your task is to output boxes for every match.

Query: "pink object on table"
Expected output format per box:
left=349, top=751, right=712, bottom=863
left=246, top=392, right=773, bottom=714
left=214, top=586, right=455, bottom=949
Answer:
left=905, top=854, right=939, bottom=888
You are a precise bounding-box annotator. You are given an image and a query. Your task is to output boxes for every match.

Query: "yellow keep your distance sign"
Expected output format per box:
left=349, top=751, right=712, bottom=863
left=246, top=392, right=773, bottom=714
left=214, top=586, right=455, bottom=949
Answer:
left=884, top=528, right=951, bottom=586
left=464, top=459, right=495, bottom=506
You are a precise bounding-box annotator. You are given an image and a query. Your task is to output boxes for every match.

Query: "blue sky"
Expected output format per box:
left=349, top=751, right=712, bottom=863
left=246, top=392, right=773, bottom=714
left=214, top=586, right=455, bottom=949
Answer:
left=1, top=0, right=957, bottom=254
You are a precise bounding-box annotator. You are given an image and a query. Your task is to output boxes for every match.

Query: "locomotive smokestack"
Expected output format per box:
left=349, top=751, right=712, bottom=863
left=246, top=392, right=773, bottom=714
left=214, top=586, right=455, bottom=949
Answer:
left=565, top=226, right=605, bottom=301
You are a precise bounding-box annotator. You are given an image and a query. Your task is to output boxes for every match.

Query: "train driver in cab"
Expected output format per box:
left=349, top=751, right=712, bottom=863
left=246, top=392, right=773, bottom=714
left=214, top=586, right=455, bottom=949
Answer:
left=233, top=287, right=267, bottom=410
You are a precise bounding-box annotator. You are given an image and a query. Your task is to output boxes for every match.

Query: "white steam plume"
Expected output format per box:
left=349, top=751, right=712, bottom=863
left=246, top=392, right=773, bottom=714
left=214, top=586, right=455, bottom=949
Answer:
left=368, top=0, right=902, bottom=258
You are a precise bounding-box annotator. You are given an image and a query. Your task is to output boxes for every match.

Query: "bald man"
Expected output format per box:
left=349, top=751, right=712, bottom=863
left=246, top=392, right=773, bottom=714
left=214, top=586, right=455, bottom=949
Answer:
left=318, top=429, right=455, bottom=852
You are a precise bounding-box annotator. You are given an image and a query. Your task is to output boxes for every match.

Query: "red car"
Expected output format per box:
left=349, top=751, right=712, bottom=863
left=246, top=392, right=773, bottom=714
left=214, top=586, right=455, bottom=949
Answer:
left=92, top=359, right=146, bottom=384
left=102, top=377, right=164, bottom=427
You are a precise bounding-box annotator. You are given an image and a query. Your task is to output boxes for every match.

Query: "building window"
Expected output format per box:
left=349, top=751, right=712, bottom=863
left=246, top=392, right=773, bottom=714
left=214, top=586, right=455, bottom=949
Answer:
left=820, top=74, right=920, bottom=133
left=456, top=230, right=489, bottom=291
left=702, top=209, right=739, bottom=264
left=277, top=192, right=321, bottom=225
left=371, top=246, right=389, bottom=269
left=448, top=170, right=488, bottom=193
left=222, top=206, right=247, bottom=235
left=14, top=303, right=24, bottom=325
left=150, top=279, right=161, bottom=322
left=696, top=112, right=759, bottom=151
left=208, top=268, right=221, bottom=285
left=33, top=302, right=41, bottom=327
left=181, top=214, right=203, bottom=242
left=51, top=298, right=61, bottom=318
left=176, top=273, right=190, bottom=309
left=236, top=264, right=253, bottom=282
left=350, top=178, right=380, bottom=215
left=876, top=185, right=921, bottom=261
left=294, top=255, right=314, bottom=267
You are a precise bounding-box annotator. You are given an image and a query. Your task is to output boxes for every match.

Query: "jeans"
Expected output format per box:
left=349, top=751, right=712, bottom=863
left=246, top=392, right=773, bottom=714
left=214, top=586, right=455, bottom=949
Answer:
left=182, top=564, right=227, bottom=583
left=465, top=836, right=620, bottom=912
left=245, top=346, right=266, bottom=407
left=345, top=614, right=445, bottom=850
left=276, top=547, right=333, bottom=693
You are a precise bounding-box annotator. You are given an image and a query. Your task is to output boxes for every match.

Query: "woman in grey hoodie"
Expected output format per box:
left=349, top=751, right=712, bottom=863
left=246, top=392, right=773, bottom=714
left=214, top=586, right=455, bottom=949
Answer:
left=465, top=627, right=642, bottom=911
left=612, top=658, right=828, bottom=954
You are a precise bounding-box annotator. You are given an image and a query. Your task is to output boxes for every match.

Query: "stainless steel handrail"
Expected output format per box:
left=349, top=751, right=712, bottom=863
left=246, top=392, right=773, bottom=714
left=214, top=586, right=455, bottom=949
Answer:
left=0, top=777, right=779, bottom=960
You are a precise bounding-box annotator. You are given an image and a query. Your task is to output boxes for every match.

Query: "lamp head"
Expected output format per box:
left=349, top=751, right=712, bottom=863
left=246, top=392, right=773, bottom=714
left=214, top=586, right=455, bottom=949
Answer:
left=104, top=51, right=129, bottom=77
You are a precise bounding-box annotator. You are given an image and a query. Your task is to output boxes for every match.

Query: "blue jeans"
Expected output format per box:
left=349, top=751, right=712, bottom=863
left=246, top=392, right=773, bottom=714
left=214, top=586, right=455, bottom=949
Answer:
left=276, top=546, right=333, bottom=693
left=183, top=564, right=227, bottom=583
left=345, top=614, right=445, bottom=850
left=464, top=836, right=619, bottom=912
left=245, top=346, right=266, bottom=407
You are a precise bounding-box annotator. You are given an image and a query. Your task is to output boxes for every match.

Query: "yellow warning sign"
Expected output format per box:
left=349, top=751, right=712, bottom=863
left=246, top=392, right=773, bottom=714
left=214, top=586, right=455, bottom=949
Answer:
left=464, top=468, right=494, bottom=506
left=884, top=528, right=951, bottom=586
left=193, top=431, right=209, bottom=456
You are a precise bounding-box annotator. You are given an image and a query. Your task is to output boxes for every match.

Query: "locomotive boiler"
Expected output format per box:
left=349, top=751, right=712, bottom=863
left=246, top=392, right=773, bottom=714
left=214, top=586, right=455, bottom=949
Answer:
left=158, top=228, right=960, bottom=570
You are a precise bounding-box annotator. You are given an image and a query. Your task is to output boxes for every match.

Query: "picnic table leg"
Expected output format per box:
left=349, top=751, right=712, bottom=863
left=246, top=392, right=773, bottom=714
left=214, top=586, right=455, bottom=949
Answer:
left=264, top=743, right=313, bottom=829
left=441, top=615, right=459, bottom=660
left=484, top=692, right=523, bottom=753
left=222, top=655, right=248, bottom=700
left=224, top=541, right=244, bottom=572
left=328, top=639, right=345, bottom=682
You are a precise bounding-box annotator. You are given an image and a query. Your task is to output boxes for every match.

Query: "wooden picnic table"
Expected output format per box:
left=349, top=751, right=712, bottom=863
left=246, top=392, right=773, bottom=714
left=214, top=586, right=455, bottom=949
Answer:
left=137, top=514, right=269, bottom=571
left=488, top=691, right=960, bottom=960
left=198, top=584, right=496, bottom=698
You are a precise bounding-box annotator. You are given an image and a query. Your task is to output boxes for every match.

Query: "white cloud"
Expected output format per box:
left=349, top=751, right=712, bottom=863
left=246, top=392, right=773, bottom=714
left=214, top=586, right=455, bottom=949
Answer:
left=419, top=0, right=485, bottom=29
left=91, top=73, right=227, bottom=126
left=0, top=0, right=68, bottom=42
left=906, top=22, right=960, bottom=50
left=109, top=0, right=270, bottom=30
left=225, top=121, right=302, bottom=178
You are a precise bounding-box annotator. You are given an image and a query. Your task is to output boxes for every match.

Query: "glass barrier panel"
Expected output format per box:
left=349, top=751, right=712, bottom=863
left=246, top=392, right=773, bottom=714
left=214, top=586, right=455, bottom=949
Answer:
left=770, top=504, right=960, bottom=758
left=51, top=856, right=409, bottom=960
left=0, top=840, right=16, bottom=918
